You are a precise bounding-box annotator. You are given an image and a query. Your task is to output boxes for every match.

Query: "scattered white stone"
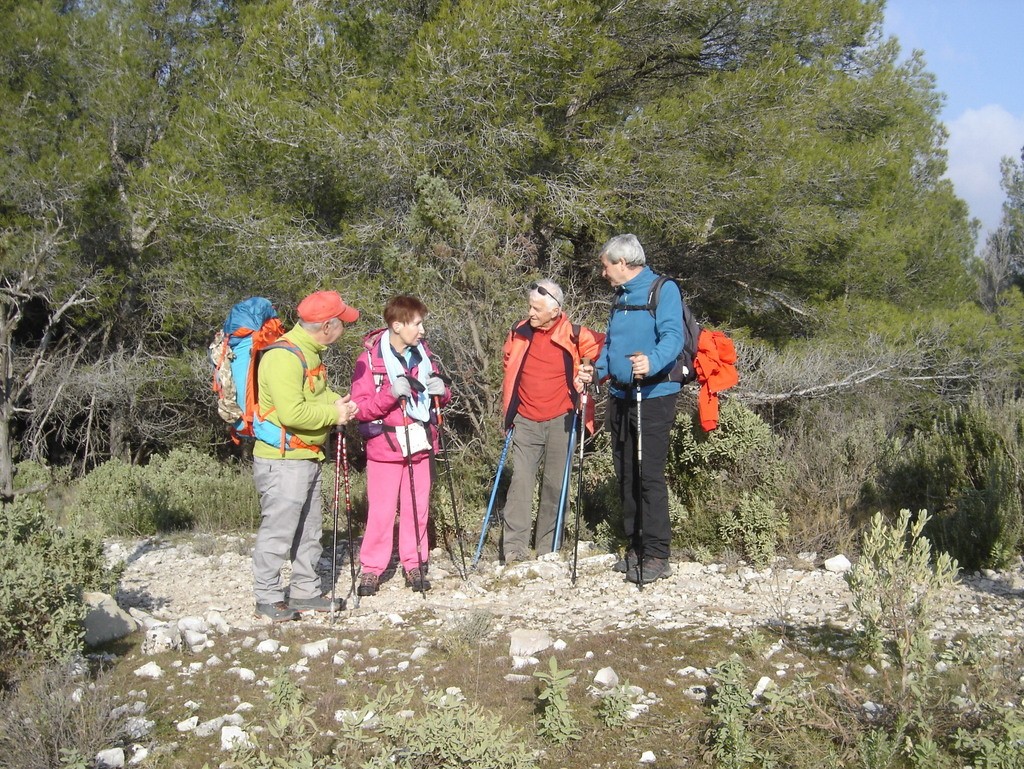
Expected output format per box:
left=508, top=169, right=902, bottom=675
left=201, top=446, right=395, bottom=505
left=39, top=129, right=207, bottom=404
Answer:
left=194, top=716, right=226, bottom=738
left=553, top=639, right=567, bottom=651
left=177, top=716, right=199, bottom=732
left=751, top=676, right=772, bottom=700
left=509, top=628, right=553, bottom=657
left=124, top=717, right=154, bottom=740
left=206, top=655, right=223, bottom=667
left=367, top=647, right=380, bottom=658
left=640, top=750, right=656, bottom=763
left=332, top=650, right=349, bottom=665
left=511, top=655, right=539, bottom=670
left=95, top=748, right=125, bottom=768
left=290, top=658, right=310, bottom=674
left=221, top=725, right=252, bottom=751
left=128, top=745, right=149, bottom=765
left=410, top=646, right=428, bottom=661
left=233, top=668, right=256, bottom=682
left=184, top=700, right=201, bottom=711
left=256, top=639, right=280, bottom=654
left=396, top=660, right=410, bottom=671
left=301, top=639, right=332, bottom=658
left=133, top=662, right=164, bottom=680
left=206, top=610, right=230, bottom=635
left=504, top=673, right=532, bottom=683
left=178, top=616, right=209, bottom=634
left=824, top=555, right=851, bottom=573
left=387, top=614, right=406, bottom=626
left=594, top=667, right=619, bottom=688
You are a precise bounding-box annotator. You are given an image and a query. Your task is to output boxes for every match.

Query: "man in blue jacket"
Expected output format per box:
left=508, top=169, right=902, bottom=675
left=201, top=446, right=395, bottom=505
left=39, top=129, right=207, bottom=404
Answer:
left=579, top=234, right=683, bottom=584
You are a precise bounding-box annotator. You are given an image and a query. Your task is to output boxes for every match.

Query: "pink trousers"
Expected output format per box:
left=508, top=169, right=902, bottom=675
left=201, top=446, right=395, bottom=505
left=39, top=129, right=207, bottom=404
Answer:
left=360, top=456, right=431, bottom=574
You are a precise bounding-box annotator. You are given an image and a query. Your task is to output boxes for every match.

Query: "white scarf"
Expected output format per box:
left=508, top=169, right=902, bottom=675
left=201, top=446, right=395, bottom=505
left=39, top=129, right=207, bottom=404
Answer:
left=380, top=337, right=433, bottom=423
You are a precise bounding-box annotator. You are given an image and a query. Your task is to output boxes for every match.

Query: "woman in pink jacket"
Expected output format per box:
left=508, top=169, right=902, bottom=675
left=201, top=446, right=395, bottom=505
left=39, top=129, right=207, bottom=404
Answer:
left=350, top=295, right=450, bottom=595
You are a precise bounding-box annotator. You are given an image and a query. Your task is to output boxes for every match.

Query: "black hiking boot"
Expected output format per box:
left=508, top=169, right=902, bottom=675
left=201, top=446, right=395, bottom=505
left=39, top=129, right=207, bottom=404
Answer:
left=255, top=601, right=299, bottom=623
left=613, top=549, right=638, bottom=574
left=625, top=557, right=672, bottom=585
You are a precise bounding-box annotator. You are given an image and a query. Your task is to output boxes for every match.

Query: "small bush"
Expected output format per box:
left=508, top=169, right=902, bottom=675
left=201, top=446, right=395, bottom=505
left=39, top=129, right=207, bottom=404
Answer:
left=335, top=683, right=536, bottom=769
left=0, top=660, right=127, bottom=769
left=718, top=492, right=788, bottom=569
left=876, top=397, right=1024, bottom=570
left=69, top=448, right=259, bottom=535
left=534, top=656, right=581, bottom=745
left=845, top=510, right=958, bottom=672
left=668, top=400, right=785, bottom=557
left=0, top=497, right=122, bottom=671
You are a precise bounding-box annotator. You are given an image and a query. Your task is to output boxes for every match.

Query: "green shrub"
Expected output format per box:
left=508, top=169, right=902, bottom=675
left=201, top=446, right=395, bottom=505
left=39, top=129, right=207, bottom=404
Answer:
left=144, top=447, right=259, bottom=532
left=0, top=498, right=122, bottom=670
left=69, top=448, right=259, bottom=535
left=69, top=458, right=164, bottom=535
left=876, top=397, right=1024, bottom=570
left=845, top=510, right=958, bottom=673
left=534, top=656, right=581, bottom=745
left=668, top=400, right=785, bottom=556
left=335, top=683, right=536, bottom=769
left=718, top=492, right=788, bottom=568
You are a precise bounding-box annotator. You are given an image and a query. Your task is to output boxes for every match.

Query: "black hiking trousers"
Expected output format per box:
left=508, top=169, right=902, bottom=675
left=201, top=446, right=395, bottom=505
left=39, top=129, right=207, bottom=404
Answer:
left=609, top=391, right=678, bottom=561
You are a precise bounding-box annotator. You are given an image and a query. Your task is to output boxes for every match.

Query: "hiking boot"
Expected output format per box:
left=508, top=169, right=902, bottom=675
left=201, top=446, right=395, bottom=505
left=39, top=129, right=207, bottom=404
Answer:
left=357, top=573, right=379, bottom=597
left=625, top=557, right=672, bottom=585
left=613, top=549, right=638, bottom=574
left=503, top=551, right=527, bottom=565
left=404, top=566, right=431, bottom=592
left=290, top=594, right=344, bottom=612
left=255, top=601, right=299, bottom=623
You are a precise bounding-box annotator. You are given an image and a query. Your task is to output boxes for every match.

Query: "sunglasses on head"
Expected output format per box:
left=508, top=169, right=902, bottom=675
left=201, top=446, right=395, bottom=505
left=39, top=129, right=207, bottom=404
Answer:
left=528, top=282, right=561, bottom=307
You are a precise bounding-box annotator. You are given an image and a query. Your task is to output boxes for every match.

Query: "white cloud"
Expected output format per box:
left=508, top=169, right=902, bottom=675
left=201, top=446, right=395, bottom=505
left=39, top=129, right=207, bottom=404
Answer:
left=945, top=105, right=1024, bottom=239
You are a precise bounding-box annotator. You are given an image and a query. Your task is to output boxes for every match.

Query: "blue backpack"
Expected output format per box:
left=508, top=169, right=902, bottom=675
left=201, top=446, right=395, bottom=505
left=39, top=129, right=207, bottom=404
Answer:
left=209, top=297, right=322, bottom=453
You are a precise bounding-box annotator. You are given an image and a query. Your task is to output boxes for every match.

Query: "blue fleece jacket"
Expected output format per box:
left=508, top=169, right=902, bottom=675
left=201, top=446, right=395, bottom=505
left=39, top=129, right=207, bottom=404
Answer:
left=596, top=267, right=684, bottom=400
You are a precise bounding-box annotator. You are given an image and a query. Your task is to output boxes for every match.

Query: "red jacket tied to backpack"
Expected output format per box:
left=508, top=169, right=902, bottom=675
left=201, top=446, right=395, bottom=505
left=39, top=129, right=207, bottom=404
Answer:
left=694, top=329, right=739, bottom=431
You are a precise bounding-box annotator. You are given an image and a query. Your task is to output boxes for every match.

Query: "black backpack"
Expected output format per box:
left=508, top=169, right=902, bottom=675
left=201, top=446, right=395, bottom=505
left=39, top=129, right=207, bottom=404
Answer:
left=613, top=275, right=701, bottom=385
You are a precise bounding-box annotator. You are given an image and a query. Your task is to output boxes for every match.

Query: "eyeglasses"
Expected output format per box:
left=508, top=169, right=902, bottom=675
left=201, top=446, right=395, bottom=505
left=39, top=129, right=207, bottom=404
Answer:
left=528, top=282, right=561, bottom=307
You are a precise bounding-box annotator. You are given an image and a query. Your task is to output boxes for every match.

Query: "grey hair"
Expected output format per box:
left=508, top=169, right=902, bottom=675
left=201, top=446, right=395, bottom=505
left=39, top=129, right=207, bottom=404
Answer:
left=600, top=234, right=646, bottom=266
left=298, top=318, right=338, bottom=332
left=529, top=278, right=563, bottom=310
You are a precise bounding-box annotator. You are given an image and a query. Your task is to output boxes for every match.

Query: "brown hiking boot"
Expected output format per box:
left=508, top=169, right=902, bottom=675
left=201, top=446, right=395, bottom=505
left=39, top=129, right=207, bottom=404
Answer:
left=357, top=573, right=379, bottom=597
left=404, top=566, right=431, bottom=593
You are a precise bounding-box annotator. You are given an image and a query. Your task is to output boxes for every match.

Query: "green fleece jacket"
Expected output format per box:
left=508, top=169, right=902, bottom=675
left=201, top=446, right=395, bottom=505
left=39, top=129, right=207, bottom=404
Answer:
left=253, top=325, right=341, bottom=460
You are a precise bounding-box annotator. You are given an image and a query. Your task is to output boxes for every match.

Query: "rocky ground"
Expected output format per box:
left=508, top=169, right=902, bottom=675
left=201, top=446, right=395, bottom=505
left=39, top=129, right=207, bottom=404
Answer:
left=110, top=533, right=1024, bottom=645
left=77, top=534, right=1024, bottom=768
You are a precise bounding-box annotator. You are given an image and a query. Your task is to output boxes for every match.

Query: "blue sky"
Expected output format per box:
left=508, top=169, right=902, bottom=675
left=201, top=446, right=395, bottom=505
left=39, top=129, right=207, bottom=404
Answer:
left=883, top=1, right=1024, bottom=243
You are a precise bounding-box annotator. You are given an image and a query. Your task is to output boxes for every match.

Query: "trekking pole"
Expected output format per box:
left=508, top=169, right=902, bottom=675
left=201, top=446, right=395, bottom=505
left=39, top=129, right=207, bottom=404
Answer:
left=473, top=426, right=515, bottom=567
left=399, top=378, right=428, bottom=600
left=341, top=433, right=359, bottom=610
left=430, top=377, right=468, bottom=580
left=330, top=431, right=343, bottom=624
left=634, top=371, right=645, bottom=591
left=552, top=410, right=578, bottom=552
left=571, top=359, right=591, bottom=585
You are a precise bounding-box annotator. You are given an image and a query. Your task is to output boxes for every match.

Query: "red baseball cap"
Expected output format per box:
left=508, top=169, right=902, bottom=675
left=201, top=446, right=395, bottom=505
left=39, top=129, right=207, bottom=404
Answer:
left=296, top=291, right=360, bottom=323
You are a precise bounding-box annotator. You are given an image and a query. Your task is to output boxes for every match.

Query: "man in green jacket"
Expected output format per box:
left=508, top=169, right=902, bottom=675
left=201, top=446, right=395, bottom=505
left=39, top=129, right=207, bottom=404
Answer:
left=252, top=290, right=360, bottom=622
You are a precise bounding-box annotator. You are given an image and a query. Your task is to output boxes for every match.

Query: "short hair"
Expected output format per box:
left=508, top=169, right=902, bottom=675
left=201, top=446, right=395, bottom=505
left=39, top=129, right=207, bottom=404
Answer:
left=600, top=234, right=646, bottom=267
left=384, top=294, right=428, bottom=326
left=528, top=278, right=563, bottom=310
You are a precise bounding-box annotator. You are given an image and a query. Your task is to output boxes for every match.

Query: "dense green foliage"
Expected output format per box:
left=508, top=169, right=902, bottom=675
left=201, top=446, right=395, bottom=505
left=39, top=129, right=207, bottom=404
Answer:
left=1, top=0, right=1021, bottom=568
left=0, top=484, right=122, bottom=672
left=871, top=396, right=1024, bottom=570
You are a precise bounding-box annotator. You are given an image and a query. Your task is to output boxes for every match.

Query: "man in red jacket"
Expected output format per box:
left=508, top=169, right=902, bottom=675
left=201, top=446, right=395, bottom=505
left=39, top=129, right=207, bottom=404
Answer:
left=500, top=279, right=604, bottom=563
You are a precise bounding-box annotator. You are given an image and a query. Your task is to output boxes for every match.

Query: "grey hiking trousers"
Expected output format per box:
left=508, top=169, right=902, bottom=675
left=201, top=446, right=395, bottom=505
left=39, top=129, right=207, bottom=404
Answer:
left=252, top=456, right=324, bottom=604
